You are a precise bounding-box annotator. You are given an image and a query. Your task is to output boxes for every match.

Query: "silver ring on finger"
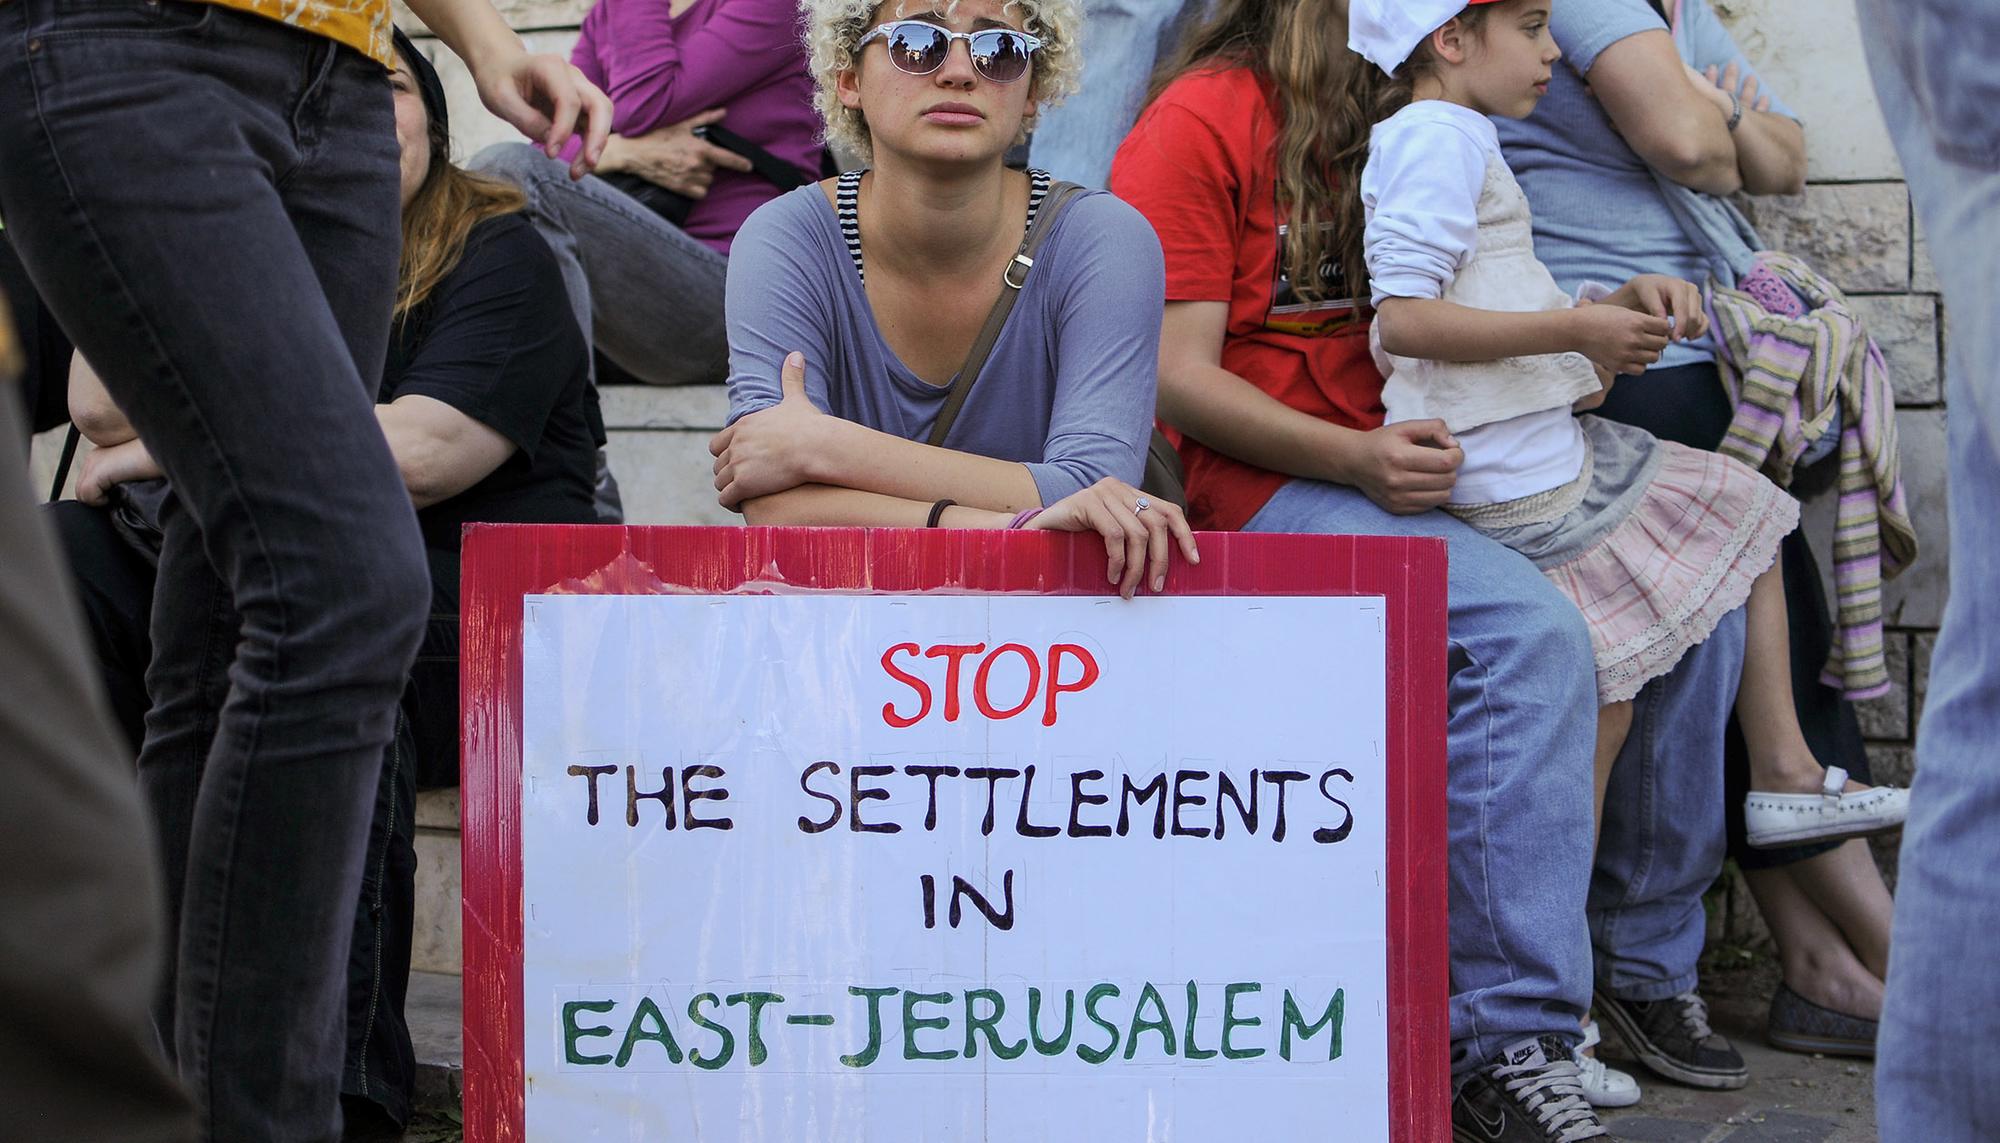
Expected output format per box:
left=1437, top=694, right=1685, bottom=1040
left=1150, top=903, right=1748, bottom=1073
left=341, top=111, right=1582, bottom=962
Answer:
left=1134, top=496, right=1151, bottom=515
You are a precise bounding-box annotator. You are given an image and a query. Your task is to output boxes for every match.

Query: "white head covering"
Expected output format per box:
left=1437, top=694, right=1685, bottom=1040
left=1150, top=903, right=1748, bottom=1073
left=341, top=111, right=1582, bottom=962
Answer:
left=1347, top=0, right=1503, bottom=77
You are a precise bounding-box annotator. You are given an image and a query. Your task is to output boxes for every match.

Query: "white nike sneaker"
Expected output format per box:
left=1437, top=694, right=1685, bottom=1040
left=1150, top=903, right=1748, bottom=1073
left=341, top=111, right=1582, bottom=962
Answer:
left=1574, top=1020, right=1641, bottom=1109
left=1744, top=765, right=1909, bottom=848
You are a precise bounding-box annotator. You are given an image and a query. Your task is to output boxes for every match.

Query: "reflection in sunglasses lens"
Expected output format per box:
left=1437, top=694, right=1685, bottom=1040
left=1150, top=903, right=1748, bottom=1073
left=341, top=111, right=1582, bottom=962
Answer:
left=877, top=22, right=1034, bottom=83
left=890, top=24, right=947, bottom=71
left=972, top=32, right=1027, bottom=82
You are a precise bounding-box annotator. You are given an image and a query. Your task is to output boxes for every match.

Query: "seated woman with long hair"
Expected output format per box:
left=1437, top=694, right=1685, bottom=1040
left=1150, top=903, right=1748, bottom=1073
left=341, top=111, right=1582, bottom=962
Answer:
left=709, top=0, right=1197, bottom=591
left=1108, top=0, right=1763, bottom=1134
left=51, top=31, right=599, bottom=1136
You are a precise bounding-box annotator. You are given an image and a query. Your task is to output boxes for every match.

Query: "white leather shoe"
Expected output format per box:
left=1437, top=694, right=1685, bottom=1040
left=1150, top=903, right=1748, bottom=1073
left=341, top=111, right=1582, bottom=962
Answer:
left=1744, top=766, right=1909, bottom=848
left=1575, top=1020, right=1641, bottom=1109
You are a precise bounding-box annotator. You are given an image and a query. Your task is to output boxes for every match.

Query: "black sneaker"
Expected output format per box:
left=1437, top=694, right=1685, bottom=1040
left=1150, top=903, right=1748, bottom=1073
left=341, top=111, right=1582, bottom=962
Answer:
left=1593, top=988, right=1749, bottom=1090
left=1453, top=1036, right=1611, bottom=1142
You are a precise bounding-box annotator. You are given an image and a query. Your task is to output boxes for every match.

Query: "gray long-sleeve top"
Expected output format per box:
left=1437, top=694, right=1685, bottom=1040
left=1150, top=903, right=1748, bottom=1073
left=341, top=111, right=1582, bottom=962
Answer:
left=724, top=183, right=1165, bottom=506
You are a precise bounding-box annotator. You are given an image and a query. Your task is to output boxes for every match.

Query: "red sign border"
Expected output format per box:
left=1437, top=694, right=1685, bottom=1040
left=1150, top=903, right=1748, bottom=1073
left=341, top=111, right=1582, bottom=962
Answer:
left=461, top=525, right=1448, bottom=1140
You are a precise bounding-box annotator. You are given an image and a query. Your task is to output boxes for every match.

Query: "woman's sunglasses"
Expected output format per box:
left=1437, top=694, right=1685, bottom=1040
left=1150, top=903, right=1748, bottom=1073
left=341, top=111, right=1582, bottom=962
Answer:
left=857, top=20, right=1043, bottom=85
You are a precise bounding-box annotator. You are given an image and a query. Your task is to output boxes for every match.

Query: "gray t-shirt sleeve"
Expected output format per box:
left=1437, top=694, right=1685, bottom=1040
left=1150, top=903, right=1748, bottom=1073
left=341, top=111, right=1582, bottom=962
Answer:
left=1554, top=0, right=1664, bottom=75
left=1557, top=0, right=1796, bottom=122
left=1024, top=193, right=1165, bottom=504
left=724, top=189, right=839, bottom=425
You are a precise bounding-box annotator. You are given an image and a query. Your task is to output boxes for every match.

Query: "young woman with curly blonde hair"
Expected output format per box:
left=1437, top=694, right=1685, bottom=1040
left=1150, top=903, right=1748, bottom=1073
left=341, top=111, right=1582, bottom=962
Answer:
left=710, top=0, right=1198, bottom=595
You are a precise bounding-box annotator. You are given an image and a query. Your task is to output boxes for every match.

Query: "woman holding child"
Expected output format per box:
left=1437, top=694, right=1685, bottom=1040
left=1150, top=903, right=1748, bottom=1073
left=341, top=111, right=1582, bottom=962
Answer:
left=1112, top=0, right=1898, bottom=1137
left=56, top=33, right=599, bottom=1136
left=711, top=0, right=1197, bottom=593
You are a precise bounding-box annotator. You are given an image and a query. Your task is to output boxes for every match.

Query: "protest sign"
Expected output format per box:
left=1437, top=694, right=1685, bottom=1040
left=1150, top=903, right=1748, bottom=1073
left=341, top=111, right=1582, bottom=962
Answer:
left=463, top=526, right=1447, bottom=1141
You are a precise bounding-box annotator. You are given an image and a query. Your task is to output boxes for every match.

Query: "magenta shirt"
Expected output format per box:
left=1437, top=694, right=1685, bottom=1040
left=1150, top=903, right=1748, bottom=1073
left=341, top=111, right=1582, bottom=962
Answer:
left=569, top=0, right=820, bottom=255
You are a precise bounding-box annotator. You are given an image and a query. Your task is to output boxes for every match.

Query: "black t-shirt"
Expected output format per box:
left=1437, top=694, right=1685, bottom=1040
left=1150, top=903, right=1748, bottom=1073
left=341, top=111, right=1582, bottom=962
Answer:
left=382, top=212, right=599, bottom=556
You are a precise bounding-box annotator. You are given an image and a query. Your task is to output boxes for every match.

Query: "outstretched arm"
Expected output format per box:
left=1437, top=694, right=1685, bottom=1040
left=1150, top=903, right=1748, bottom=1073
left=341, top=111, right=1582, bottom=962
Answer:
left=1374, top=296, right=1673, bottom=377
left=403, top=0, right=612, bottom=178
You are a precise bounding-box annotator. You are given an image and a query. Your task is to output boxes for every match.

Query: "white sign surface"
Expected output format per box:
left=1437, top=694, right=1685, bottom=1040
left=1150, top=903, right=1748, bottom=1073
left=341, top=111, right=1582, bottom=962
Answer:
left=520, top=594, right=1390, bottom=1140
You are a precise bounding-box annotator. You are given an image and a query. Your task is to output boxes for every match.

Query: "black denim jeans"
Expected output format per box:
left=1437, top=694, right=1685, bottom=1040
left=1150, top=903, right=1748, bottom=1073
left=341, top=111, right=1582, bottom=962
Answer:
left=0, top=4, right=430, bottom=1138
left=52, top=498, right=459, bottom=1130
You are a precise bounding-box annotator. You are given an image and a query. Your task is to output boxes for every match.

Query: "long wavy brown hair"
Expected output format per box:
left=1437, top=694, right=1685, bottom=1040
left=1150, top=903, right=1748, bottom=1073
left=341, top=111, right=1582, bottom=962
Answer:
left=395, top=69, right=526, bottom=321
left=1148, top=0, right=1483, bottom=306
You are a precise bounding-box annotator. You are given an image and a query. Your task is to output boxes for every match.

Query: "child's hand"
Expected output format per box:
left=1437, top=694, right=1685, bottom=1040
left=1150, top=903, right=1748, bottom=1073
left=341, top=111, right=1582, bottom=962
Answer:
left=1608, top=274, right=1709, bottom=342
left=1341, top=420, right=1463, bottom=516
left=1568, top=303, right=1672, bottom=376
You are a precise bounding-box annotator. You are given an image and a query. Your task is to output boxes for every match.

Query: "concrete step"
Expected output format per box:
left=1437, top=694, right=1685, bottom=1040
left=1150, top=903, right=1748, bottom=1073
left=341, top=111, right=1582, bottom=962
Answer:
left=409, top=970, right=463, bottom=1117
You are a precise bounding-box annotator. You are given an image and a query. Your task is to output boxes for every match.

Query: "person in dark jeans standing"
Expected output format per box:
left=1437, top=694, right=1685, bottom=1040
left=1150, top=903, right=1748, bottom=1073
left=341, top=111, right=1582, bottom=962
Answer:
left=54, top=35, right=602, bottom=1130
left=0, top=0, right=607, bottom=1138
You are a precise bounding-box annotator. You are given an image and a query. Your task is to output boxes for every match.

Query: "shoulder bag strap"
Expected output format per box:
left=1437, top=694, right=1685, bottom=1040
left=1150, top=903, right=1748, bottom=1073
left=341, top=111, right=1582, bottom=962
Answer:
left=926, top=180, right=1087, bottom=448
left=48, top=424, right=80, bottom=503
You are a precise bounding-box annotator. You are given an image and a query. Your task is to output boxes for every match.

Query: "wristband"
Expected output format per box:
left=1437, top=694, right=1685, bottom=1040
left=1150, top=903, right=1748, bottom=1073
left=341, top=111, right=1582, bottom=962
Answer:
left=925, top=498, right=956, bottom=528
left=1007, top=508, right=1043, bottom=530
left=1725, top=90, right=1744, bottom=132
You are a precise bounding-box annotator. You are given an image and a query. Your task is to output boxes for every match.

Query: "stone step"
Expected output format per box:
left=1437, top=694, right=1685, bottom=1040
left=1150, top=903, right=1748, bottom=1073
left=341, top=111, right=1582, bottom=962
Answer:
left=408, top=970, right=464, bottom=1116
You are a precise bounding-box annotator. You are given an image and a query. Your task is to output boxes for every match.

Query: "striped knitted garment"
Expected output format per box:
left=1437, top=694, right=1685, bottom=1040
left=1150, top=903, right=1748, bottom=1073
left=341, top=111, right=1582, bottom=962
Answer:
left=1708, top=251, right=1917, bottom=700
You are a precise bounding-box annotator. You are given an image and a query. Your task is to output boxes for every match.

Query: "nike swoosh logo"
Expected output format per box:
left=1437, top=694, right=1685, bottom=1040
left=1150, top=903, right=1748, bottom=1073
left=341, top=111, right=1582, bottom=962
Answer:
left=1468, top=1102, right=1509, bottom=1140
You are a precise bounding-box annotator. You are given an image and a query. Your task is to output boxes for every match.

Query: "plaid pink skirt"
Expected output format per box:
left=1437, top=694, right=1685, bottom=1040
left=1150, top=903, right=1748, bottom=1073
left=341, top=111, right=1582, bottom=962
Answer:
left=1449, top=416, right=1798, bottom=704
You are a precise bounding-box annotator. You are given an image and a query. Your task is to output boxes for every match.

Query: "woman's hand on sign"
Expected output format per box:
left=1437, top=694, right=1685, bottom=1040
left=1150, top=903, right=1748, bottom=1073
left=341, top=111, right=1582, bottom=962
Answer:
left=1028, top=476, right=1199, bottom=599
left=598, top=110, right=754, bottom=198
left=1605, top=274, right=1709, bottom=342
left=710, top=351, right=826, bottom=510
left=1338, top=420, right=1461, bottom=516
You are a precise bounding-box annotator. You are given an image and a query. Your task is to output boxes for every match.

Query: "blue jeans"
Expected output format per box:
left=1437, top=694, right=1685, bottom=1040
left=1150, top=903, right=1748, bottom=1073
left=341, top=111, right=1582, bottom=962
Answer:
left=1249, top=478, right=1741, bottom=1076
left=0, top=5, right=429, bottom=1139
left=1590, top=602, right=1743, bottom=1000
left=472, top=142, right=730, bottom=386
left=1860, top=2, right=2000, bottom=1138
left=1026, top=0, right=1202, bottom=187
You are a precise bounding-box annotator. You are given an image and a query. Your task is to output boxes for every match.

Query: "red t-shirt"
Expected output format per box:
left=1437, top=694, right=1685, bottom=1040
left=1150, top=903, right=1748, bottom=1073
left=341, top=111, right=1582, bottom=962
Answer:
left=1110, top=66, right=1385, bottom=531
